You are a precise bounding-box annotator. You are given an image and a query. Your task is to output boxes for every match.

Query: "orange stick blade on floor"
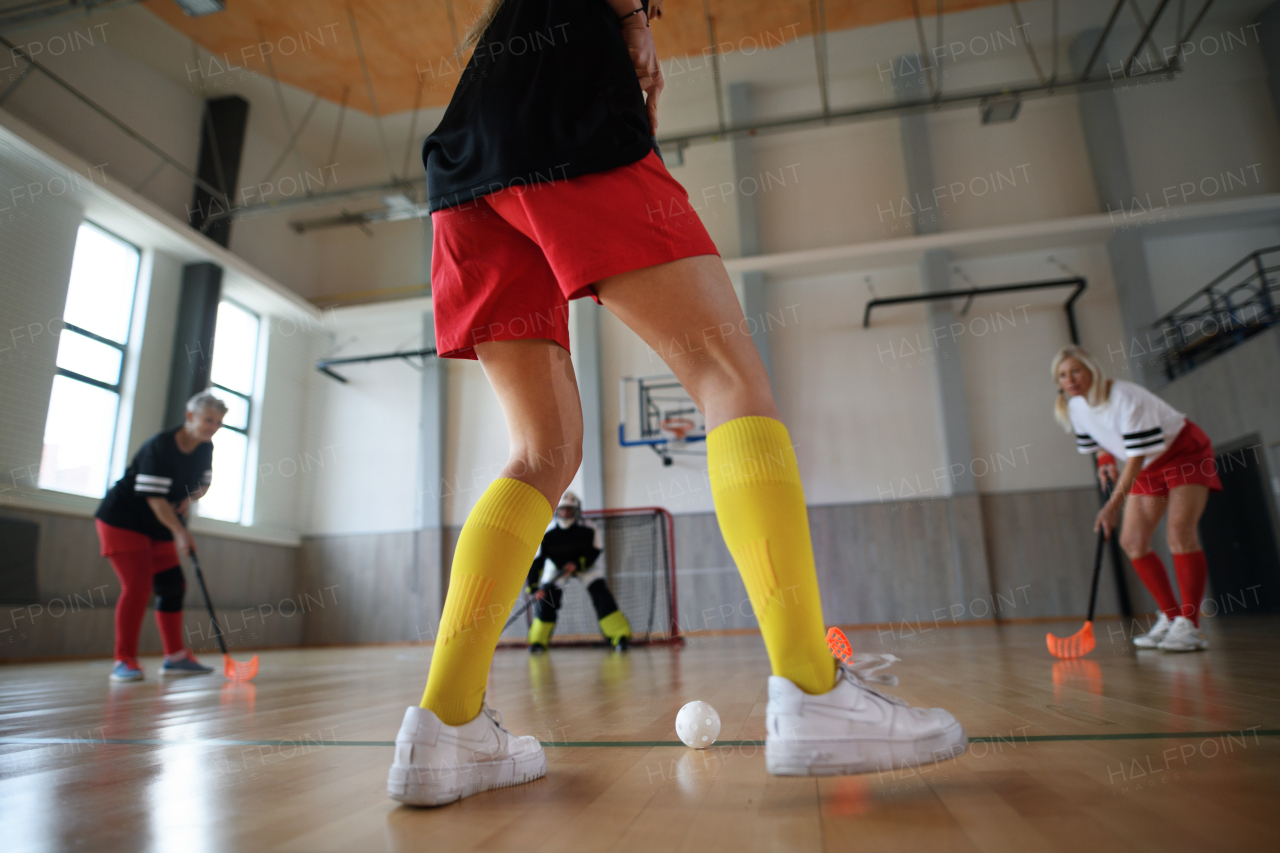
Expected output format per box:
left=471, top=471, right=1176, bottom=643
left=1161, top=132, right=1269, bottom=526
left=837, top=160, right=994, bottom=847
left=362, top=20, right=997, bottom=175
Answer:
left=1048, top=516, right=1109, bottom=660
left=223, top=653, right=259, bottom=682
left=1046, top=621, right=1096, bottom=659
left=186, top=540, right=261, bottom=683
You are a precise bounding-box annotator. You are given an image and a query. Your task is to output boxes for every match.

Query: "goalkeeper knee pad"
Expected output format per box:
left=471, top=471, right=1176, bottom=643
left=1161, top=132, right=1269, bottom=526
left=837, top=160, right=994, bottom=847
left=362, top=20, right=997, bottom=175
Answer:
left=598, top=610, right=631, bottom=645
left=528, top=617, right=555, bottom=650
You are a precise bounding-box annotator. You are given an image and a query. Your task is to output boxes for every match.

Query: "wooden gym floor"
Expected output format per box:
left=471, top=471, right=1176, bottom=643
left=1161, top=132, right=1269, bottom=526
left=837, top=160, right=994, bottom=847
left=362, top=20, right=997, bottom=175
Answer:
left=3, top=618, right=1279, bottom=853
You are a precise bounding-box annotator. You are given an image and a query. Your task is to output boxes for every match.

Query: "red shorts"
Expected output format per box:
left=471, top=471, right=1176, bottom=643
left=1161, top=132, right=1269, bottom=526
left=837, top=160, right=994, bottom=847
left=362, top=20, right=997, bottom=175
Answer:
left=96, top=520, right=179, bottom=571
left=429, top=150, right=719, bottom=360
left=1130, top=421, right=1224, bottom=497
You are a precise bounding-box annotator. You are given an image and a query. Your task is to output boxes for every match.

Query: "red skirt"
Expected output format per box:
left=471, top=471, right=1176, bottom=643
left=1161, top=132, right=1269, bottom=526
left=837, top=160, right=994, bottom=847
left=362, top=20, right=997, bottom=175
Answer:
left=1130, top=421, right=1224, bottom=497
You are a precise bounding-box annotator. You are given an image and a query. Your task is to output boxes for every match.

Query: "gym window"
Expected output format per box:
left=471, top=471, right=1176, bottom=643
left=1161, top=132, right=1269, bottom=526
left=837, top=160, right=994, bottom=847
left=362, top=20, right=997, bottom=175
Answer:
left=38, top=222, right=140, bottom=498
left=197, top=299, right=261, bottom=524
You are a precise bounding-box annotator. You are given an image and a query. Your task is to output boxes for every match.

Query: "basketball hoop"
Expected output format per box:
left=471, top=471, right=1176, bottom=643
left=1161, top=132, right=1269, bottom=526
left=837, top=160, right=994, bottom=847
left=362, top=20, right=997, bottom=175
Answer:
left=661, top=416, right=696, bottom=448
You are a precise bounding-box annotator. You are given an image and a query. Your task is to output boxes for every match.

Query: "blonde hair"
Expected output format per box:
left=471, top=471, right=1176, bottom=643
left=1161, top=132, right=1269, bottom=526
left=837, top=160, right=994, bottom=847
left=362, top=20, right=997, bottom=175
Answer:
left=1050, top=345, right=1108, bottom=431
left=186, top=390, right=228, bottom=416
left=461, top=0, right=505, bottom=51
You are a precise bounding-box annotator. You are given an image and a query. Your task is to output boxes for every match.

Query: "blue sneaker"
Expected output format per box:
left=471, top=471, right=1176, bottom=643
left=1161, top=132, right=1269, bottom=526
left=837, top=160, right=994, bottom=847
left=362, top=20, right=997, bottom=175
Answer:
left=161, top=652, right=214, bottom=676
left=110, top=658, right=144, bottom=682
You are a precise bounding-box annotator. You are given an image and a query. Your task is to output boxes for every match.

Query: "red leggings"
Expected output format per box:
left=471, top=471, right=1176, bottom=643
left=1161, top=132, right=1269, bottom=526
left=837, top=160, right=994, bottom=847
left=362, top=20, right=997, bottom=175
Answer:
left=96, top=521, right=187, bottom=661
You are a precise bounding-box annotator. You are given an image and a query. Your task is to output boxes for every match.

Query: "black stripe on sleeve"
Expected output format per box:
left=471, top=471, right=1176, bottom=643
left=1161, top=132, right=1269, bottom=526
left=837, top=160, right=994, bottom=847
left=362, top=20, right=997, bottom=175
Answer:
left=1127, top=437, right=1165, bottom=450
left=1123, top=427, right=1162, bottom=440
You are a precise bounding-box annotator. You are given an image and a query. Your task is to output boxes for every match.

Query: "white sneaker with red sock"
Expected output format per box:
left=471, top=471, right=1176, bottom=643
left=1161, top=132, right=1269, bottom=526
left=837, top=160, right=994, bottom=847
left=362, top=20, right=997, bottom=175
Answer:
left=387, top=704, right=546, bottom=806
left=1132, top=612, right=1173, bottom=648
left=1157, top=616, right=1208, bottom=652
left=766, top=661, right=967, bottom=776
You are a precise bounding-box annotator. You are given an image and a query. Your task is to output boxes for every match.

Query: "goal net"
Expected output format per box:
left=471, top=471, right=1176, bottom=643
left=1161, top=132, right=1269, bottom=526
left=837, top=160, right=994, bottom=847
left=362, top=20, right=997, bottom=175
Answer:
left=499, top=507, right=680, bottom=647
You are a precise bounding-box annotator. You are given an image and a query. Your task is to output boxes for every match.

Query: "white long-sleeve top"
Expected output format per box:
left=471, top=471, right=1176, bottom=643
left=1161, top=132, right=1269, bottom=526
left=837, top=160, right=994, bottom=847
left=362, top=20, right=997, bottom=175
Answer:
left=1068, top=379, right=1185, bottom=467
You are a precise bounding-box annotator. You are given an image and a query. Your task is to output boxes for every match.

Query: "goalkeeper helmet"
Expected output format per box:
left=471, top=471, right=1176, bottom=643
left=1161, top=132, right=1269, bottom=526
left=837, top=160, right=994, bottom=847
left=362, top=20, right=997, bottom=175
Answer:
left=555, top=491, right=581, bottom=528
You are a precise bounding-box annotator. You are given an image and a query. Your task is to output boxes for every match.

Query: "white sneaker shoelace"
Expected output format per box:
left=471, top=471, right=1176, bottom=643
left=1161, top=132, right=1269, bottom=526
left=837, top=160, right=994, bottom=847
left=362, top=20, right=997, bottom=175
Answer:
left=836, top=655, right=908, bottom=706
left=480, top=703, right=521, bottom=743
left=843, top=653, right=900, bottom=685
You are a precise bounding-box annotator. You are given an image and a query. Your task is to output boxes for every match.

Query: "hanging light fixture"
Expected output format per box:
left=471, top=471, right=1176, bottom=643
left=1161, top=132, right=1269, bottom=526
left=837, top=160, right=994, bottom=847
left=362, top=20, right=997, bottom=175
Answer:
left=173, top=0, right=226, bottom=16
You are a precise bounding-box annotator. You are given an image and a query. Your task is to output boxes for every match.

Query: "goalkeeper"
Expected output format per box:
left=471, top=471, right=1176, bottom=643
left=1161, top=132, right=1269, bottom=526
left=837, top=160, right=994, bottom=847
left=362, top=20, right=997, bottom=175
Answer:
left=526, top=492, right=631, bottom=652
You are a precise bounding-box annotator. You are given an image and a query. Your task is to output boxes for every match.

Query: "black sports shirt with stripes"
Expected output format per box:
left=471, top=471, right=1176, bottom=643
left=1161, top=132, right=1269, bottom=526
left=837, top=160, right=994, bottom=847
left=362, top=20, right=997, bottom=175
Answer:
left=1067, top=379, right=1186, bottom=466
left=95, top=427, right=213, bottom=540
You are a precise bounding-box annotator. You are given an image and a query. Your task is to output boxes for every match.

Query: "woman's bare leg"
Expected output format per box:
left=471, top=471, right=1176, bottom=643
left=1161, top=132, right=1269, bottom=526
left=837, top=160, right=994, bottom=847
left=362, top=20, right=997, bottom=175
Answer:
left=596, top=254, right=834, bottom=695
left=1119, top=494, right=1165, bottom=562
left=1121, top=493, right=1181, bottom=620
left=1165, top=484, right=1209, bottom=554
left=595, top=255, right=777, bottom=428
left=418, top=339, right=581, bottom=728
left=474, top=338, right=584, bottom=507
left=596, top=253, right=967, bottom=776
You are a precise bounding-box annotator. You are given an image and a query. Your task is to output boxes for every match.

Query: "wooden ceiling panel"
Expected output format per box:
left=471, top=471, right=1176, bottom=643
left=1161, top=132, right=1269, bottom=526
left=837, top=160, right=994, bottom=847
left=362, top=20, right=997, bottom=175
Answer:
left=148, top=0, right=1013, bottom=114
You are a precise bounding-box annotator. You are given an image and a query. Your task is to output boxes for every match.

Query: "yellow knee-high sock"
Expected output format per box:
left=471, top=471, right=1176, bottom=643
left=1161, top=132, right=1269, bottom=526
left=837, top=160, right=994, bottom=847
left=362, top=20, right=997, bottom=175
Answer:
left=708, top=416, right=835, bottom=695
left=421, top=478, right=552, bottom=724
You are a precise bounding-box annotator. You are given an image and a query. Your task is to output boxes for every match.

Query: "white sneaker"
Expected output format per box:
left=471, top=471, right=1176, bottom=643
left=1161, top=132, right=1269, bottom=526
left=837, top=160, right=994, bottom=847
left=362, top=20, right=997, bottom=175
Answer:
left=387, top=704, right=546, bottom=806
left=1157, top=616, right=1208, bottom=652
left=766, top=662, right=967, bottom=776
left=1132, top=612, right=1173, bottom=648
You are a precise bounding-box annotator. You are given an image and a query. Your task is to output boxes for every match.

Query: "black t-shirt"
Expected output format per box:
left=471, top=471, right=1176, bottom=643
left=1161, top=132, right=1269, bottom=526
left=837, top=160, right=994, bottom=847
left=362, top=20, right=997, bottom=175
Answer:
left=527, top=520, right=603, bottom=587
left=422, top=0, right=654, bottom=211
left=95, top=428, right=214, bottom=541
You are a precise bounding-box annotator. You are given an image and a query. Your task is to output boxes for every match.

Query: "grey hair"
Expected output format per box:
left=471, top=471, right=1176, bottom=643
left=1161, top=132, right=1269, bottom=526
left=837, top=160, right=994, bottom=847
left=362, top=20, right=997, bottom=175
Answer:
left=186, top=390, right=228, bottom=416
left=461, top=0, right=505, bottom=51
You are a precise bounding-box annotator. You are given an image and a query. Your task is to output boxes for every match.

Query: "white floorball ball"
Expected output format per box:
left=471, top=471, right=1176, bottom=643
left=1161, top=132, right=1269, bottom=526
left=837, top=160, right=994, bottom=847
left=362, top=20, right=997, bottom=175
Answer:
left=675, top=700, right=721, bottom=749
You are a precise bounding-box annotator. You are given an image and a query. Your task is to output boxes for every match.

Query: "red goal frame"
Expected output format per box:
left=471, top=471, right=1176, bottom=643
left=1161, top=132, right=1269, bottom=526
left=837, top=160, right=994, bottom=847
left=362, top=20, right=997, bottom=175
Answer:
left=498, top=506, right=682, bottom=648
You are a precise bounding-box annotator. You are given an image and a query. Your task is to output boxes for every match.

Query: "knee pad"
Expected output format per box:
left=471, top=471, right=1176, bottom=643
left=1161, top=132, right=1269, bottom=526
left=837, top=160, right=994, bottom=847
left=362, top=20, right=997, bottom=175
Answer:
left=528, top=617, right=555, bottom=648
left=152, top=566, right=186, bottom=612
left=598, top=609, right=631, bottom=644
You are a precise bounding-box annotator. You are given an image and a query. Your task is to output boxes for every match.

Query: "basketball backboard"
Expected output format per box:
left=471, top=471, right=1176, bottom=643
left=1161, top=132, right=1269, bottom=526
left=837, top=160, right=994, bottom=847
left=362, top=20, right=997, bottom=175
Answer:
left=619, top=375, right=706, bottom=465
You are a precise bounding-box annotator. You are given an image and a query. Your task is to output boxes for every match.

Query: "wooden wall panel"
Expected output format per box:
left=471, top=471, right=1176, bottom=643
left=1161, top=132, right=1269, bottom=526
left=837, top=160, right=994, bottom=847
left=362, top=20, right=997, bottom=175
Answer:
left=4, top=478, right=1177, bottom=662
left=297, top=529, right=444, bottom=645
left=0, top=508, right=302, bottom=661
left=979, top=487, right=1158, bottom=620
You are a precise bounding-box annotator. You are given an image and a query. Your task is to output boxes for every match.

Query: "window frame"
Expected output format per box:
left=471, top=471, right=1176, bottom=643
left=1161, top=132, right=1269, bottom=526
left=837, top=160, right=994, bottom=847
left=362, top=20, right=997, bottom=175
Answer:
left=208, top=298, right=259, bottom=438
left=39, top=221, right=142, bottom=498
left=54, top=321, right=128, bottom=394
left=199, top=297, right=263, bottom=524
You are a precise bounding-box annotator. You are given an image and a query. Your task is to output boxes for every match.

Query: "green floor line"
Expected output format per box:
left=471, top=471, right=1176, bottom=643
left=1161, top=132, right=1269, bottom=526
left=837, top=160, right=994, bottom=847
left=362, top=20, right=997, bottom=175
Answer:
left=2, top=729, right=1277, bottom=749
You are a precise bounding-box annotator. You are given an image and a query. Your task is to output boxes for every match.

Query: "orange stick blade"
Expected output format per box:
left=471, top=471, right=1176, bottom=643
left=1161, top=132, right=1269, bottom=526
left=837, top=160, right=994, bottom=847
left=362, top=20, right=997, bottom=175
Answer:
left=223, top=653, right=259, bottom=682
left=826, top=626, right=854, bottom=664
left=1045, top=621, right=1095, bottom=659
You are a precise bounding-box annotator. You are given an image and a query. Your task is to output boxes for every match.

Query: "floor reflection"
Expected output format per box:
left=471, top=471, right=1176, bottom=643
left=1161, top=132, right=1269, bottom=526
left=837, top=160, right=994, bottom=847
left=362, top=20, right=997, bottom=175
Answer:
left=1052, top=658, right=1105, bottom=698
left=219, top=680, right=257, bottom=714
left=527, top=650, right=559, bottom=708
left=1141, top=648, right=1224, bottom=724
left=822, top=776, right=873, bottom=816
left=599, top=648, right=632, bottom=693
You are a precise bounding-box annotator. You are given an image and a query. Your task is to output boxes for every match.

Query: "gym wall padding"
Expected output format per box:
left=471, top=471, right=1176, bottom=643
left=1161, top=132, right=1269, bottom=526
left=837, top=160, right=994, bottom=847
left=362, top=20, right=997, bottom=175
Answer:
left=0, top=507, right=300, bottom=661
